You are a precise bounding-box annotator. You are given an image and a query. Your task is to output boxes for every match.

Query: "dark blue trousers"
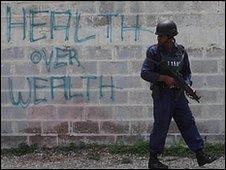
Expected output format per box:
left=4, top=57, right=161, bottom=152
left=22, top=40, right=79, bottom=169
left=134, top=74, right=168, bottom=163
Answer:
left=150, top=88, right=204, bottom=154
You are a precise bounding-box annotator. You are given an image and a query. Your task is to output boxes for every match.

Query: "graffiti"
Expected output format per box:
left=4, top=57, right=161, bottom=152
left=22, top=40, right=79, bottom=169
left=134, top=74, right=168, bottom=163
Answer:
left=8, top=75, right=122, bottom=108
left=6, top=6, right=26, bottom=42
left=49, top=10, right=72, bottom=41
left=30, top=9, right=49, bottom=42
left=74, top=12, right=96, bottom=43
left=3, top=45, right=123, bottom=108
left=4, top=5, right=156, bottom=108
left=30, top=47, right=85, bottom=72
left=81, top=75, right=118, bottom=100
left=6, top=6, right=154, bottom=43
left=8, top=77, right=32, bottom=108
left=7, top=45, right=123, bottom=108
left=98, top=13, right=118, bottom=43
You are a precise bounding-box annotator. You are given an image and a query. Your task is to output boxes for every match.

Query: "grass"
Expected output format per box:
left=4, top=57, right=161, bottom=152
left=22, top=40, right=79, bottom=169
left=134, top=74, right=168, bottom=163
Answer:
left=163, top=141, right=193, bottom=157
left=1, top=140, right=225, bottom=159
left=163, top=140, right=225, bottom=158
left=107, top=140, right=149, bottom=156
left=1, top=143, right=38, bottom=156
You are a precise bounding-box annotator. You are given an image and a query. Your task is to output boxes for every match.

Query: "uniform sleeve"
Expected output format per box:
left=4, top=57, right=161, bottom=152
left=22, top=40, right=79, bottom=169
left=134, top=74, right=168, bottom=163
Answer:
left=140, top=47, right=160, bottom=84
left=180, top=50, right=193, bottom=86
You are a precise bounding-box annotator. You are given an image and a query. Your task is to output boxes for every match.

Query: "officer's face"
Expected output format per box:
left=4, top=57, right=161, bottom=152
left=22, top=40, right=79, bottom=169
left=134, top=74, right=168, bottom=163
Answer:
left=157, top=35, right=169, bottom=45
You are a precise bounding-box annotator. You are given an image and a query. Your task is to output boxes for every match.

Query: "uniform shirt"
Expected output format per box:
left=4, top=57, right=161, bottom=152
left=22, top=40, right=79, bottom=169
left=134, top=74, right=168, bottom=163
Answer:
left=141, top=42, right=192, bottom=86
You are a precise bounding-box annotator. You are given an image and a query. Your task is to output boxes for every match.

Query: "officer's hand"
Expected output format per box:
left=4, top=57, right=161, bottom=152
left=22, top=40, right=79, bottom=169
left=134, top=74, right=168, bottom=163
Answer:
left=160, top=75, right=175, bottom=87
left=185, top=88, right=196, bottom=99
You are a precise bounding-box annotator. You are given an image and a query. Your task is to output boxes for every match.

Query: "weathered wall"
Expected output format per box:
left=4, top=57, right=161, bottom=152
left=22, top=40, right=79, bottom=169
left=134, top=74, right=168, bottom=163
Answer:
left=1, top=1, right=225, bottom=148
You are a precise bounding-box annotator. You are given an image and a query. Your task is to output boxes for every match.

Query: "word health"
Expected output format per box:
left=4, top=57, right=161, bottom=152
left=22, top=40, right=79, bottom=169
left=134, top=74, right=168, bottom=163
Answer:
left=5, top=6, right=154, bottom=43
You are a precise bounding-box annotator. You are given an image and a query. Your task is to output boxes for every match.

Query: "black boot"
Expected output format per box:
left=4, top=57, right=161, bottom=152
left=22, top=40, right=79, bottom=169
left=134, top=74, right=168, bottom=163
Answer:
left=196, top=149, right=218, bottom=166
left=148, top=152, right=168, bottom=169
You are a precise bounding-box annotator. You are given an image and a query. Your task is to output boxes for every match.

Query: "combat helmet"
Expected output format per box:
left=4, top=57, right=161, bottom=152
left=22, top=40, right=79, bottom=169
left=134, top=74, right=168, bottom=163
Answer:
left=155, top=19, right=178, bottom=37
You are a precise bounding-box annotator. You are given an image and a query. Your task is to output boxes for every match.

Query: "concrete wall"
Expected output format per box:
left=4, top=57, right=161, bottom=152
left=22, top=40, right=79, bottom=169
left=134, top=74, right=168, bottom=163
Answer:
left=1, top=1, right=225, bottom=148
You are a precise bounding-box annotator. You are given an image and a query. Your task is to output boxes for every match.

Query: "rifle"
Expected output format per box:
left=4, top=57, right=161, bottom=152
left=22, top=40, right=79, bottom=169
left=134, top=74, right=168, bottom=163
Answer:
left=149, top=58, right=201, bottom=103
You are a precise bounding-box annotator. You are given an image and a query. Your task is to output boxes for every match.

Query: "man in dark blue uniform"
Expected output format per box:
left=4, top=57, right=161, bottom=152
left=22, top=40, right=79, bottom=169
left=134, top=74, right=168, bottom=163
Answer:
left=141, top=19, right=218, bottom=169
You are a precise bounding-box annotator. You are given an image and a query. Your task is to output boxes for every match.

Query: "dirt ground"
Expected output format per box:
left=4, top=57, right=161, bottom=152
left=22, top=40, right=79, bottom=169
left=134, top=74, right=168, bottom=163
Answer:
left=1, top=149, right=225, bottom=169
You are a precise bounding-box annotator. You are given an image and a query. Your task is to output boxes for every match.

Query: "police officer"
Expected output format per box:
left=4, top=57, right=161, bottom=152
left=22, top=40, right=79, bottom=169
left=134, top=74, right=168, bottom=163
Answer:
left=141, top=19, right=217, bottom=169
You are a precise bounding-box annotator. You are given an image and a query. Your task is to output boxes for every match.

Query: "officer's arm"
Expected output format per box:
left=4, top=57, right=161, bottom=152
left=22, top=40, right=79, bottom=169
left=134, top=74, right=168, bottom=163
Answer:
left=181, top=50, right=193, bottom=86
left=140, top=48, right=160, bottom=84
